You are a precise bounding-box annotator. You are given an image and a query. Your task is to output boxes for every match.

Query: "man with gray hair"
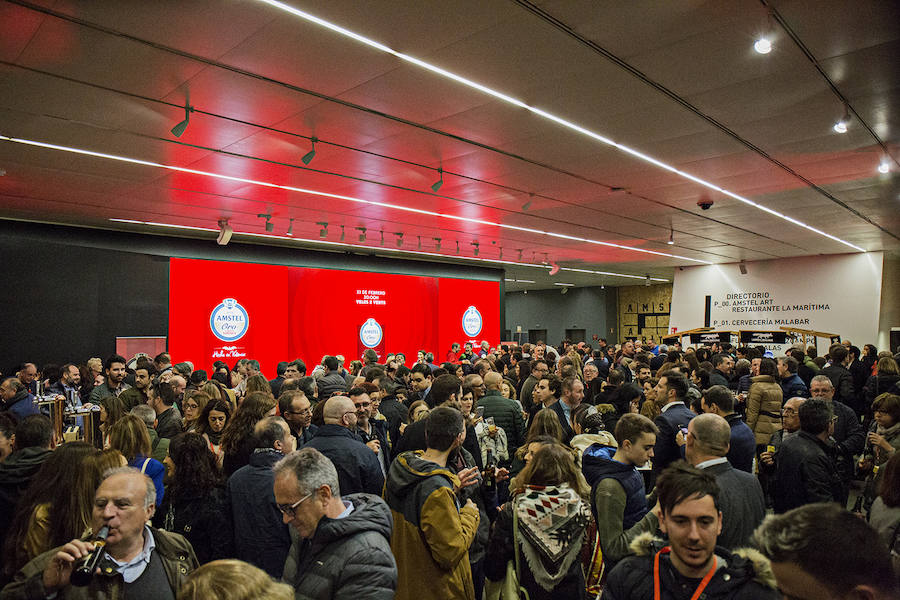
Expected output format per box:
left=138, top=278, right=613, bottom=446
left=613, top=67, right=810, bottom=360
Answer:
left=302, top=397, right=384, bottom=496
left=1, top=467, right=197, bottom=599
left=809, top=374, right=865, bottom=505
left=274, top=447, right=396, bottom=599
left=773, top=398, right=843, bottom=513
left=684, top=413, right=766, bottom=549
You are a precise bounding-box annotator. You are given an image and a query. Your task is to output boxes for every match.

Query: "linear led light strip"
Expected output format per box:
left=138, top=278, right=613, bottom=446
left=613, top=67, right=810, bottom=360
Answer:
left=1, top=134, right=706, bottom=264
left=107, top=218, right=669, bottom=281
left=256, top=0, right=866, bottom=254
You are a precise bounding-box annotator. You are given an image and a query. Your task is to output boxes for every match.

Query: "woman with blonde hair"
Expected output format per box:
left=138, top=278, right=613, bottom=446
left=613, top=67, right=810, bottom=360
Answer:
left=243, top=374, right=273, bottom=398
left=177, top=559, right=294, bottom=600
left=108, top=414, right=165, bottom=505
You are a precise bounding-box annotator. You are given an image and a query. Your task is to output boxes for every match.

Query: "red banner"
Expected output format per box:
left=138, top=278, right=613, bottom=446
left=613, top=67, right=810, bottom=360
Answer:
left=169, top=258, right=500, bottom=376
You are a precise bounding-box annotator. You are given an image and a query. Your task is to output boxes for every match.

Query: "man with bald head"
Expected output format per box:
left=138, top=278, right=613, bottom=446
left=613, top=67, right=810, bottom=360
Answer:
left=476, top=371, right=525, bottom=465
left=684, top=413, right=766, bottom=549
left=302, top=396, right=385, bottom=496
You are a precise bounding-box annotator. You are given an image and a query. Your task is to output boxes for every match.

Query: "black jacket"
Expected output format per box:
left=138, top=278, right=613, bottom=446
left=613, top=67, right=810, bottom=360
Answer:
left=820, top=364, right=858, bottom=413
left=477, top=390, right=526, bottom=453
left=283, top=493, right=396, bottom=600
left=864, top=374, right=900, bottom=412
left=549, top=400, right=576, bottom=443
left=773, top=431, right=842, bottom=513
left=602, top=535, right=778, bottom=600
left=393, top=419, right=483, bottom=469
left=155, top=406, right=183, bottom=439
left=225, top=449, right=291, bottom=577
left=700, top=461, right=766, bottom=550
left=304, top=425, right=385, bottom=496
left=152, top=486, right=232, bottom=565
left=831, top=399, right=865, bottom=488
left=652, top=402, right=695, bottom=476
left=0, top=447, right=52, bottom=573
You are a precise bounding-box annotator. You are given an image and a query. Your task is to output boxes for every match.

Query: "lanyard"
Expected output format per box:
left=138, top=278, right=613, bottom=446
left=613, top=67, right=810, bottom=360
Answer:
left=653, top=546, right=717, bottom=600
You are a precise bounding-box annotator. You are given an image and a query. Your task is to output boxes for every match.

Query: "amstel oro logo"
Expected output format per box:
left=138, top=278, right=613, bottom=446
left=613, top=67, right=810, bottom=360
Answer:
left=359, top=318, right=383, bottom=348
left=462, top=305, right=483, bottom=337
left=210, top=298, right=249, bottom=342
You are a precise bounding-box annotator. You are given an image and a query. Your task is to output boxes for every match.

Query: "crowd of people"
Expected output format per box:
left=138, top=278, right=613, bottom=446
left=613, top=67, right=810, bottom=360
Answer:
left=0, top=337, right=898, bottom=599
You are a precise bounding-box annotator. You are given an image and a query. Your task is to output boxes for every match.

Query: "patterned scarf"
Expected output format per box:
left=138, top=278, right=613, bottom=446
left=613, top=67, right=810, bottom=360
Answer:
left=514, top=484, right=590, bottom=591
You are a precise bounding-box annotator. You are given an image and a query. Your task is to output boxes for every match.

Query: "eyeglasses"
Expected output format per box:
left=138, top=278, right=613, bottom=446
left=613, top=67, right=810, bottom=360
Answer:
left=353, top=402, right=371, bottom=409
left=277, top=492, right=313, bottom=519
left=286, top=408, right=312, bottom=416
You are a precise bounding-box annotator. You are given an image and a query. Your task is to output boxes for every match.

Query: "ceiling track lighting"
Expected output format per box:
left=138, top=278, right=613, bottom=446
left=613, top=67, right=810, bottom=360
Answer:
left=668, top=228, right=675, bottom=245
left=379, top=230, right=385, bottom=246
left=499, top=247, right=503, bottom=260
left=645, top=274, right=652, bottom=287
left=287, top=218, right=295, bottom=236
left=833, top=103, right=850, bottom=133
left=301, top=136, right=318, bottom=165
left=108, top=218, right=674, bottom=281
left=431, top=167, right=444, bottom=193
left=257, top=213, right=273, bottom=232
left=170, top=104, right=193, bottom=138
left=471, top=241, right=479, bottom=257
left=395, top=232, right=404, bottom=248
left=2, top=136, right=863, bottom=255
left=417, top=235, right=422, bottom=250
left=455, top=241, right=460, bottom=255
left=356, top=226, right=367, bottom=242
left=216, top=218, right=233, bottom=246
left=340, top=225, right=345, bottom=242
left=317, top=221, right=328, bottom=238
left=434, top=237, right=442, bottom=251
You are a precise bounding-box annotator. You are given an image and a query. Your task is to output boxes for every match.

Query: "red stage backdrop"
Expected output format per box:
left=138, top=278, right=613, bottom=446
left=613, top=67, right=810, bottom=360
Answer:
left=169, top=258, right=500, bottom=376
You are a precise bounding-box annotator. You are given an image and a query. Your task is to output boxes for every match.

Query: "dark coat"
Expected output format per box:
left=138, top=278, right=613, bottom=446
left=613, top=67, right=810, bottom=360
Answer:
left=548, top=400, right=576, bottom=443
left=2, top=390, right=38, bottom=421
left=225, top=449, right=291, bottom=577
left=864, top=374, right=900, bottom=412
left=283, top=494, right=396, bottom=600
left=393, top=419, right=483, bottom=469
left=708, top=370, right=731, bottom=389
left=652, top=402, right=695, bottom=476
left=152, top=486, right=232, bottom=565
left=701, top=461, right=766, bottom=550
left=317, top=371, right=348, bottom=400
left=477, top=390, right=526, bottom=452
left=820, top=364, right=858, bottom=413
left=304, top=424, right=385, bottom=496
left=773, top=431, right=842, bottom=513
left=830, top=399, right=865, bottom=496
left=779, top=374, right=808, bottom=400
left=602, top=535, right=778, bottom=600
left=155, top=406, right=183, bottom=440
left=723, top=413, right=756, bottom=474
left=0, top=447, right=52, bottom=574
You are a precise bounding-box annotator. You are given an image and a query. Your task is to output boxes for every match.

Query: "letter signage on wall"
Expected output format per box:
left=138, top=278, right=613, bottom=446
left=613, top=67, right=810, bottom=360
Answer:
left=670, top=253, right=883, bottom=354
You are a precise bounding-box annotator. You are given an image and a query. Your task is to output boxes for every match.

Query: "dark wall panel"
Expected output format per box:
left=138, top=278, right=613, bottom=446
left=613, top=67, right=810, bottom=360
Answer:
left=0, top=239, right=168, bottom=372
left=0, top=220, right=502, bottom=374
